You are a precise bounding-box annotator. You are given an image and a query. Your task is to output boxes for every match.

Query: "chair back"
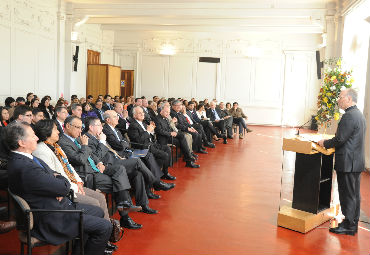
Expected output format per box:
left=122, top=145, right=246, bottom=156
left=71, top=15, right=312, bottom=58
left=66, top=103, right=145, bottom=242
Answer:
left=8, top=189, right=34, bottom=231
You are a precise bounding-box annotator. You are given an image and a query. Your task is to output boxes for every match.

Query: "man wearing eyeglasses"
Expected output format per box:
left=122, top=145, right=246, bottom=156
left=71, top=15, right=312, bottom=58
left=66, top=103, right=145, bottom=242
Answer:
left=12, top=105, right=33, bottom=124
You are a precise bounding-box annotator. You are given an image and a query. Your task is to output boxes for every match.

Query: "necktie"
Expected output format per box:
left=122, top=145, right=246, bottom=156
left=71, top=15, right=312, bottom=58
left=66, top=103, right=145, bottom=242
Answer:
left=113, top=128, right=121, bottom=142
left=33, top=157, right=44, bottom=169
left=213, top=109, right=220, bottom=120
left=185, top=115, right=190, bottom=124
left=74, top=139, right=100, bottom=172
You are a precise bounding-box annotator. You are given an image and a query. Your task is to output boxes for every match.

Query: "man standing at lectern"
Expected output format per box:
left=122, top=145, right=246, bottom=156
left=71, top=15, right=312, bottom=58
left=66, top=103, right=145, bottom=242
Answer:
left=318, top=88, right=366, bottom=236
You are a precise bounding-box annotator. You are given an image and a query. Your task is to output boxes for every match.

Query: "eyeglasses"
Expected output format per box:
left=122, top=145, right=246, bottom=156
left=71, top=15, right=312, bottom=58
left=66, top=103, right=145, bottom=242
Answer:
left=70, top=124, right=83, bottom=130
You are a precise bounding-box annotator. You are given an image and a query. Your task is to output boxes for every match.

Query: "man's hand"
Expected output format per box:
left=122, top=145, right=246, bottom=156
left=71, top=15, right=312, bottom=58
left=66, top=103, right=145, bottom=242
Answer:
left=172, top=117, right=177, bottom=123
left=318, top=139, right=326, bottom=148
left=215, top=119, right=220, bottom=122
left=56, top=197, right=63, bottom=202
left=147, top=123, right=155, bottom=133
left=96, top=162, right=105, bottom=173
left=97, top=132, right=106, bottom=142
left=224, top=116, right=230, bottom=119
left=77, top=182, right=85, bottom=195
left=80, top=134, right=89, bottom=145
left=170, top=132, right=177, bottom=137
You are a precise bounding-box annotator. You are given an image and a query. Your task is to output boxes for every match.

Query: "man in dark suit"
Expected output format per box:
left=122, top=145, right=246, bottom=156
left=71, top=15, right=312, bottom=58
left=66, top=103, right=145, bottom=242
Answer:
left=155, top=107, right=199, bottom=168
left=58, top=116, right=143, bottom=229
left=84, top=117, right=158, bottom=213
left=55, top=106, right=69, bottom=136
left=218, top=102, right=234, bottom=139
left=206, top=101, right=228, bottom=143
left=318, top=88, right=366, bottom=236
left=4, top=122, right=112, bottom=255
left=128, top=106, right=175, bottom=180
left=170, top=100, right=206, bottom=154
left=102, top=110, right=175, bottom=191
left=102, top=95, right=113, bottom=112
left=141, top=99, right=152, bottom=125
left=93, top=101, right=105, bottom=123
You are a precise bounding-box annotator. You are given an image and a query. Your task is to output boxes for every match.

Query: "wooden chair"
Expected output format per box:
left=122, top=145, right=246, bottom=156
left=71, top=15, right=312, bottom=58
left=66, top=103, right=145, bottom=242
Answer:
left=8, top=189, right=84, bottom=255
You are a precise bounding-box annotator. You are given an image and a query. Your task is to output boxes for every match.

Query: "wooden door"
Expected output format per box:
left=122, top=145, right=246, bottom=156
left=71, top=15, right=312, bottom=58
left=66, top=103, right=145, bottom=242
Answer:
left=121, top=70, right=134, bottom=98
left=87, top=50, right=100, bottom=65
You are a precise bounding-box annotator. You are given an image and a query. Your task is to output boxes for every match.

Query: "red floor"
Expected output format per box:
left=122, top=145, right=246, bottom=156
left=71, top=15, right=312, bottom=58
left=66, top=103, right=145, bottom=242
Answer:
left=1, top=126, right=369, bottom=255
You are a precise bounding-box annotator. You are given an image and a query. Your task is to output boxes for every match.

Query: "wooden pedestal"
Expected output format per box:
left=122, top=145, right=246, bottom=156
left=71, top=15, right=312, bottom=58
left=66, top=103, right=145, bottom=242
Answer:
left=277, top=205, right=338, bottom=233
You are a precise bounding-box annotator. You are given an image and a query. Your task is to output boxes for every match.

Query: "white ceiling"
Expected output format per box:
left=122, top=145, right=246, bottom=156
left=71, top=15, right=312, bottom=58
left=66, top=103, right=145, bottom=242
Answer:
left=66, top=0, right=337, bottom=33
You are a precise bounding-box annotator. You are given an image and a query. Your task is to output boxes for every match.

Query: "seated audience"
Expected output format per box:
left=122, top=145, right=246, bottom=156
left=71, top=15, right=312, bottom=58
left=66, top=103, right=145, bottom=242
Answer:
left=218, top=102, right=234, bottom=139
left=25, top=92, right=34, bottom=106
left=147, top=101, right=158, bottom=121
left=30, top=98, right=40, bottom=108
left=16, top=97, right=26, bottom=105
left=114, top=103, right=130, bottom=137
left=31, top=108, right=45, bottom=129
left=4, top=97, right=16, bottom=119
left=12, top=105, right=32, bottom=124
left=128, top=106, right=175, bottom=180
left=229, top=102, right=252, bottom=138
left=206, top=101, right=229, bottom=143
left=58, top=116, right=142, bottom=229
left=0, top=107, right=9, bottom=127
left=155, top=106, right=199, bottom=168
left=84, top=117, right=159, bottom=213
left=94, top=100, right=105, bottom=123
left=39, top=96, right=54, bottom=119
left=102, top=110, right=175, bottom=191
left=87, top=95, right=95, bottom=108
left=55, top=106, right=69, bottom=135
left=81, top=103, right=98, bottom=121
left=4, top=122, right=112, bottom=255
left=102, top=95, right=113, bottom=111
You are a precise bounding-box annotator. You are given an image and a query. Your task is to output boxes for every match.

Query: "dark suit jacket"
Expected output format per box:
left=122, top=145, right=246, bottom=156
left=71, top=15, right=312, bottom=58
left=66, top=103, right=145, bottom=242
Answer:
left=170, top=109, right=191, bottom=132
left=93, top=108, right=105, bottom=123
left=206, top=108, right=223, bottom=121
left=102, top=103, right=113, bottom=112
left=324, top=105, right=366, bottom=173
left=187, top=109, right=201, bottom=123
left=7, top=152, right=79, bottom=245
left=142, top=107, right=151, bottom=125
left=147, top=108, right=158, bottom=122
left=127, top=120, right=153, bottom=149
left=154, top=115, right=173, bottom=145
left=219, top=108, right=231, bottom=119
left=116, top=116, right=129, bottom=137
left=55, top=120, right=64, bottom=137
left=102, top=124, right=130, bottom=158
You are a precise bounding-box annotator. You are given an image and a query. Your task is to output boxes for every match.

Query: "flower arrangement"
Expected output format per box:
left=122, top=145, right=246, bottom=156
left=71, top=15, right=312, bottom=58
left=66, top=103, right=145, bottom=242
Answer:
left=315, top=58, right=353, bottom=126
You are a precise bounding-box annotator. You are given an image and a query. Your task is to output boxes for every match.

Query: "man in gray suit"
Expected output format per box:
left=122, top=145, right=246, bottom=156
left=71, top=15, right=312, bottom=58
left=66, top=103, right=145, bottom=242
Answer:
left=84, top=117, right=158, bottom=214
left=319, top=88, right=366, bottom=236
left=58, top=116, right=143, bottom=229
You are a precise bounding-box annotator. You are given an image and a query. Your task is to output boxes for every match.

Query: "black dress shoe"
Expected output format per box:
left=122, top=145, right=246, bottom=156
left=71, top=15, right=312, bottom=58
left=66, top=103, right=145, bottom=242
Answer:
left=329, top=225, right=356, bottom=236
left=185, top=161, right=200, bottom=168
left=117, top=201, right=142, bottom=212
left=140, top=205, right=158, bottom=214
left=104, top=248, right=114, bottom=255
left=201, top=145, right=207, bottom=150
left=197, top=149, right=208, bottom=154
left=106, top=242, right=118, bottom=250
left=0, top=220, right=16, bottom=234
left=204, top=142, right=215, bottom=148
left=120, top=216, right=143, bottom=230
left=147, top=190, right=161, bottom=199
left=153, top=181, right=175, bottom=191
left=223, top=137, right=228, bottom=144
left=161, top=173, right=176, bottom=180
left=191, top=152, right=199, bottom=159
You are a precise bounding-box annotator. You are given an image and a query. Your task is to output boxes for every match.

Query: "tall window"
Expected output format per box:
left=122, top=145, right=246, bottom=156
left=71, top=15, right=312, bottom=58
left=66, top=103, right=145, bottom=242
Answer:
left=341, top=0, right=370, bottom=112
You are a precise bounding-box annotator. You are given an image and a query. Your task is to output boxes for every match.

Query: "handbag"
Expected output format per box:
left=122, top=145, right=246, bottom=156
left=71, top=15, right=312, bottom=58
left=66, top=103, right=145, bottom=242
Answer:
left=109, top=218, right=124, bottom=243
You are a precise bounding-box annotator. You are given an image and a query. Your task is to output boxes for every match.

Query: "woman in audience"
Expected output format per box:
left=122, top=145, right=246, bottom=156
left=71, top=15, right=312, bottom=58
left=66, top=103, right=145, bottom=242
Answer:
left=33, top=120, right=110, bottom=219
left=147, top=101, right=158, bottom=120
left=81, top=102, right=98, bottom=121
left=25, top=92, right=34, bottom=106
left=4, top=97, right=16, bottom=119
left=196, top=103, right=219, bottom=141
left=0, top=107, right=10, bottom=127
left=80, top=97, right=86, bottom=105
left=31, top=98, right=40, bottom=108
left=226, top=102, right=232, bottom=111
left=39, top=96, right=54, bottom=119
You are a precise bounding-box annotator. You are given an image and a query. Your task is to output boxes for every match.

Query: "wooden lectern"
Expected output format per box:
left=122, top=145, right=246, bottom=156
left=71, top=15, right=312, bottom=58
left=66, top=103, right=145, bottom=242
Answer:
left=277, top=135, right=338, bottom=233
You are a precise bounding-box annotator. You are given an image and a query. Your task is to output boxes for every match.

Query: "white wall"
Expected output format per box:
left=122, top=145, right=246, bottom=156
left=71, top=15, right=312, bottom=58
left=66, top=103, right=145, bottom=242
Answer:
left=0, top=0, right=59, bottom=104
left=114, top=32, right=321, bottom=125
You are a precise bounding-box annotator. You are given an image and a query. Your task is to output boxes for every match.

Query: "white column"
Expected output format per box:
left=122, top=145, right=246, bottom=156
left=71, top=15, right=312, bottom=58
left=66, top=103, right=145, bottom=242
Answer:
left=364, top=35, right=370, bottom=171
left=56, top=0, right=66, bottom=99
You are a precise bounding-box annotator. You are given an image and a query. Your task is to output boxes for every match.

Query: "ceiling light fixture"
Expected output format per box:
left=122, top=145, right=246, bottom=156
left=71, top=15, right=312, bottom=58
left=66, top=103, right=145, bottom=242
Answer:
left=159, top=43, right=176, bottom=56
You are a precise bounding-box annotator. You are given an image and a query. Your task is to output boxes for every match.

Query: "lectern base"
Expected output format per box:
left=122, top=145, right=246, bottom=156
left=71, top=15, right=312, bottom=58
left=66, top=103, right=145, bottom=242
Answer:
left=277, top=205, right=338, bottom=233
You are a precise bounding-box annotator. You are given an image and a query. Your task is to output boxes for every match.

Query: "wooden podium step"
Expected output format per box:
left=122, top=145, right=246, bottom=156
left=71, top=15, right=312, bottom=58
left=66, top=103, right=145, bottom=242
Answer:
left=277, top=205, right=338, bottom=233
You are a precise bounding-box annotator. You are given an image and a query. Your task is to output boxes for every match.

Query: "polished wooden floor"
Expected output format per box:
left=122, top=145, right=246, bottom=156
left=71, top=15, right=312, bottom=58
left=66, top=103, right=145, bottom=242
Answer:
left=0, top=126, right=369, bottom=255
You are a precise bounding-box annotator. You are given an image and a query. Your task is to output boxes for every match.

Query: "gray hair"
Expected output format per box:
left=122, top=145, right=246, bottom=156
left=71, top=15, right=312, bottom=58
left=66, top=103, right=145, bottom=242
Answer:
left=70, top=103, right=82, bottom=111
left=103, top=112, right=111, bottom=121
left=346, top=88, right=358, bottom=103
left=3, top=122, right=30, bottom=151
left=64, top=115, right=80, bottom=125
left=132, top=106, right=142, bottom=116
